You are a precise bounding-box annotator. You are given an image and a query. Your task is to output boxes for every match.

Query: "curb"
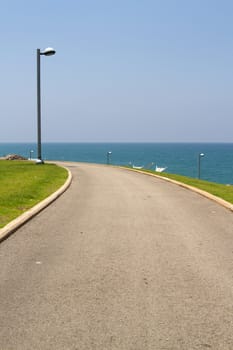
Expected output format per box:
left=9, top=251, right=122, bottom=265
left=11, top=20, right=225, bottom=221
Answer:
left=0, top=165, right=73, bottom=243
left=121, top=167, right=233, bottom=212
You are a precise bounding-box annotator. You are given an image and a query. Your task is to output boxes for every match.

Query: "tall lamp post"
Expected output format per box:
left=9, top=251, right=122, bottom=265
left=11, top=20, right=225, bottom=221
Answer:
left=198, top=153, right=205, bottom=179
left=107, top=151, right=112, bottom=165
left=37, top=47, right=56, bottom=163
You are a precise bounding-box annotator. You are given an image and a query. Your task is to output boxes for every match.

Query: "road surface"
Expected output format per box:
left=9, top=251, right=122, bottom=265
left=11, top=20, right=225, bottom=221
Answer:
left=0, top=162, right=233, bottom=350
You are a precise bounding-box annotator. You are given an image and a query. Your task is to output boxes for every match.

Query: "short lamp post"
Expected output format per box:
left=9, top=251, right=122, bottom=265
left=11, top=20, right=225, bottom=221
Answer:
left=198, top=153, right=205, bottom=179
left=107, top=151, right=112, bottom=165
left=29, top=150, right=34, bottom=160
left=37, top=47, right=56, bottom=163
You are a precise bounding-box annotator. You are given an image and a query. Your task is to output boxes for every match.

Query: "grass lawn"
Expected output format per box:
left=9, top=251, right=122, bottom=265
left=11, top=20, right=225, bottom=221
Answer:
left=0, top=160, right=68, bottom=228
left=128, top=168, right=233, bottom=205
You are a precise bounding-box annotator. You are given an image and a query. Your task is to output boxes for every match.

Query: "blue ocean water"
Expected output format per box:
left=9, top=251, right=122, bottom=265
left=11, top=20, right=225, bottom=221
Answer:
left=0, top=143, right=233, bottom=184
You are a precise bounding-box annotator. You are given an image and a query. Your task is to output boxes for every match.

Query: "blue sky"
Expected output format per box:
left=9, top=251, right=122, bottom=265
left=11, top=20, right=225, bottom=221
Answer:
left=1, top=0, right=233, bottom=142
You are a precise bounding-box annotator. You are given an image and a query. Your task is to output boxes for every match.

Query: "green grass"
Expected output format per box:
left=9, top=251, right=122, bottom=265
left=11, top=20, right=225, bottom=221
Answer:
left=0, top=161, right=68, bottom=228
left=127, top=167, right=233, bottom=205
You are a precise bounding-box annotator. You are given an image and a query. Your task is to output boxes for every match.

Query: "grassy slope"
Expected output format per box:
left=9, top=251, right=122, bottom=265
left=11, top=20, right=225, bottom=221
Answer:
left=0, top=161, right=68, bottom=228
left=126, top=167, right=233, bottom=205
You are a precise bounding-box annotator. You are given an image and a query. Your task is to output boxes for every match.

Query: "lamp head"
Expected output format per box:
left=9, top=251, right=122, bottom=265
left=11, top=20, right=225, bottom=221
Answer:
left=41, top=47, right=56, bottom=56
left=199, top=153, right=205, bottom=157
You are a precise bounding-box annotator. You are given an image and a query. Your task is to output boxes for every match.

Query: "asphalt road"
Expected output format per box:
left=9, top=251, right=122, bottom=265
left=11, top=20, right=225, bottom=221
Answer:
left=0, top=162, right=233, bottom=350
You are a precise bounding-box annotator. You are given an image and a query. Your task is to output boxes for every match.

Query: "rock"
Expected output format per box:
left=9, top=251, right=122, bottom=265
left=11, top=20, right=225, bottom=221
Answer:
left=4, top=154, right=27, bottom=161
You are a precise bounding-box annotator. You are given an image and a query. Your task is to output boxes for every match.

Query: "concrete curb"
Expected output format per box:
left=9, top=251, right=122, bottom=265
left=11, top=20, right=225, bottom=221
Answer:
left=0, top=165, right=73, bottom=243
left=121, top=167, right=233, bottom=212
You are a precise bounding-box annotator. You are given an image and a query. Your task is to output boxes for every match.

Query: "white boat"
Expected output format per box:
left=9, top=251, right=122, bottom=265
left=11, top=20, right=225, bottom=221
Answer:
left=155, top=166, right=167, bottom=172
left=132, top=165, right=144, bottom=169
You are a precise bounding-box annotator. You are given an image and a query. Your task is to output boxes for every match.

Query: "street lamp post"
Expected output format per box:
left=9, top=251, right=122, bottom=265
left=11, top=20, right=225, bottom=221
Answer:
left=198, top=153, right=205, bottom=179
left=107, top=151, right=112, bottom=165
left=29, top=150, right=34, bottom=160
left=37, top=47, right=56, bottom=163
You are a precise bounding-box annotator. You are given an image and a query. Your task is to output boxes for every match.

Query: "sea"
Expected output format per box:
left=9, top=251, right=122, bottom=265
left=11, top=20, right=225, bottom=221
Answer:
left=0, top=143, right=233, bottom=185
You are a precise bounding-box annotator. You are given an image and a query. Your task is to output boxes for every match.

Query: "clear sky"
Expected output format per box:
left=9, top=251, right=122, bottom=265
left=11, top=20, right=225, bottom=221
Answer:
left=1, top=0, right=233, bottom=142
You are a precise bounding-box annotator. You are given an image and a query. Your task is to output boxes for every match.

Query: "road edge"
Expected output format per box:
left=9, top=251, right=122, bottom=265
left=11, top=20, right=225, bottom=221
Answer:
left=0, top=165, right=73, bottom=243
left=121, top=167, right=233, bottom=212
